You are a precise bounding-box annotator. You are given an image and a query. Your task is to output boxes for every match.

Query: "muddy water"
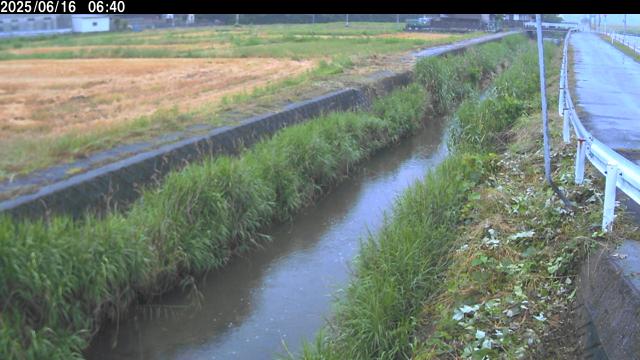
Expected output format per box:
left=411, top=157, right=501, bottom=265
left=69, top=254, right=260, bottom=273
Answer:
left=87, top=116, right=449, bottom=360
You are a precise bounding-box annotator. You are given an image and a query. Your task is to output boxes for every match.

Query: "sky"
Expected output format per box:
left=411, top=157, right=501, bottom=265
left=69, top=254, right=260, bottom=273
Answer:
left=560, top=14, right=640, bottom=26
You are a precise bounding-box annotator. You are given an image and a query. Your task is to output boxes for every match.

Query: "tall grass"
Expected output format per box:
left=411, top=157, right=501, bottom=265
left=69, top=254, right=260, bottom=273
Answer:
left=0, top=84, right=427, bottom=359
left=414, top=35, right=526, bottom=114
left=450, top=41, right=554, bottom=153
left=298, top=35, right=552, bottom=360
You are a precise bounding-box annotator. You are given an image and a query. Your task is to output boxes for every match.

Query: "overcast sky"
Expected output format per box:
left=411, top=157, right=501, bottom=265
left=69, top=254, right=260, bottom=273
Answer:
left=560, top=14, right=640, bottom=26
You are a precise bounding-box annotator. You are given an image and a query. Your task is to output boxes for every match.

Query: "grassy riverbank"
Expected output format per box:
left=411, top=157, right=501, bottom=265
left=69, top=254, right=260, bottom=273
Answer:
left=296, top=36, right=592, bottom=359
left=0, top=35, right=525, bottom=359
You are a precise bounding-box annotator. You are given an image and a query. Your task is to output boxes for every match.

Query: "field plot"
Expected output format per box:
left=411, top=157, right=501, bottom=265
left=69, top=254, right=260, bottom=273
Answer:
left=0, top=22, right=477, bottom=181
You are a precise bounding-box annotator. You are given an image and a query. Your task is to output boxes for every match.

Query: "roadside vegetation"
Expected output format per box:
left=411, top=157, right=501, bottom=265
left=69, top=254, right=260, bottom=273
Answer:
left=0, top=22, right=483, bottom=184
left=295, top=34, right=639, bottom=359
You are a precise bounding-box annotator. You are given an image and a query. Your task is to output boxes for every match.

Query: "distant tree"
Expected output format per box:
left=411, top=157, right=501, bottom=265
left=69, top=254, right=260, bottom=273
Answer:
left=543, top=14, right=563, bottom=23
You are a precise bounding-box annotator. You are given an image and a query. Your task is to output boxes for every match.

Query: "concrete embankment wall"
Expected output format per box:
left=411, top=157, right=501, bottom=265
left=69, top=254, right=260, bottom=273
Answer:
left=0, top=33, right=515, bottom=220
left=576, top=239, right=640, bottom=359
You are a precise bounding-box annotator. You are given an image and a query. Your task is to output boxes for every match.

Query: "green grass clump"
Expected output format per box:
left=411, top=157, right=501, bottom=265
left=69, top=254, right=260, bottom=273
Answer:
left=0, top=84, right=427, bottom=359
left=450, top=41, right=554, bottom=153
left=415, top=34, right=528, bottom=114
left=297, top=35, right=549, bottom=360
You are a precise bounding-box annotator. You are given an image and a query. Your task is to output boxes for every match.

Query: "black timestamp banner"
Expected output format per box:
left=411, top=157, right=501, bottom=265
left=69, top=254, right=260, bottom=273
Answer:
left=0, top=0, right=632, bottom=15
left=0, top=0, right=126, bottom=14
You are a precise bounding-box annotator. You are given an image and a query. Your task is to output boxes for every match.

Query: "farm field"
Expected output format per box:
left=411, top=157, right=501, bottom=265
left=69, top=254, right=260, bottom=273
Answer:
left=0, top=22, right=480, bottom=182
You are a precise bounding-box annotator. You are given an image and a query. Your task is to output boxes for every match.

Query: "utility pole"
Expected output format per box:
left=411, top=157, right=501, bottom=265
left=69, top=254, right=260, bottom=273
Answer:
left=396, top=14, right=400, bottom=24
left=536, top=14, right=552, bottom=185
left=235, top=14, right=240, bottom=26
left=345, top=14, right=349, bottom=27
left=598, top=14, right=601, bottom=32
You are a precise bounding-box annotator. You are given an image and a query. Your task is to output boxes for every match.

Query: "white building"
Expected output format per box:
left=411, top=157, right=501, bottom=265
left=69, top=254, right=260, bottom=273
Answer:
left=71, top=15, right=110, bottom=33
left=0, top=15, right=72, bottom=37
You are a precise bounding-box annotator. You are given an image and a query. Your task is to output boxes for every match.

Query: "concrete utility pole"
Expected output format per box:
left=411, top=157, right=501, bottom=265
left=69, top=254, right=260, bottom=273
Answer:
left=235, top=14, right=240, bottom=26
left=346, top=14, right=349, bottom=27
left=535, top=14, right=573, bottom=208
left=536, top=15, right=552, bottom=184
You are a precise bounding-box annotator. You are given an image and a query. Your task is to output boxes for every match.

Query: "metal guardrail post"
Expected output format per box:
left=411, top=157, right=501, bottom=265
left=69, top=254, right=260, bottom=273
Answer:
left=603, top=162, right=619, bottom=231
left=562, top=105, right=571, bottom=143
left=559, top=62, right=566, bottom=117
left=575, top=138, right=586, bottom=184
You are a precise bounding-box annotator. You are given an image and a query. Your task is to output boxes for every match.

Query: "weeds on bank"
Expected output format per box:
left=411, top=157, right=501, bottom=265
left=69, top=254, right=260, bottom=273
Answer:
left=415, top=39, right=525, bottom=115
left=415, top=111, right=639, bottom=359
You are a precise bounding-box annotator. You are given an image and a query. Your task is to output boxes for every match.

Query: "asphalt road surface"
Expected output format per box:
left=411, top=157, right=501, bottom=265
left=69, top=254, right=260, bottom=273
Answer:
left=570, top=31, right=640, bottom=163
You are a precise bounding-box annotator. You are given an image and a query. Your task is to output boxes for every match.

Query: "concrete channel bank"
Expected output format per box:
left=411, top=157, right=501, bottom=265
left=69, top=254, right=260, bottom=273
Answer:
left=0, top=31, right=517, bottom=220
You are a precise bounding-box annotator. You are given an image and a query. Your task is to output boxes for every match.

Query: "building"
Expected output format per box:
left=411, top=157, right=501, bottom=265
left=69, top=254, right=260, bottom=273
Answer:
left=0, top=15, right=72, bottom=37
left=439, top=14, right=493, bottom=23
left=507, top=14, right=535, bottom=22
left=428, top=14, right=497, bottom=31
left=71, top=15, right=110, bottom=33
left=502, top=14, right=535, bottom=29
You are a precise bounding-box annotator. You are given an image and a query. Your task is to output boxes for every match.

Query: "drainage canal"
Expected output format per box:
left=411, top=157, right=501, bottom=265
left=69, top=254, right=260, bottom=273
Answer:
left=87, top=114, right=450, bottom=360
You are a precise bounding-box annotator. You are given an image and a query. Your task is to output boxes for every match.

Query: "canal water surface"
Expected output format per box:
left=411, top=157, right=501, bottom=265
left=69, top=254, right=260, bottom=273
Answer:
left=87, top=115, right=450, bottom=360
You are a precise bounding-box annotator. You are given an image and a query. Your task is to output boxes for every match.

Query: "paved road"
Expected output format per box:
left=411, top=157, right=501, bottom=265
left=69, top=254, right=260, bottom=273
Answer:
left=571, top=32, right=640, bottom=360
left=570, top=31, right=640, bottom=163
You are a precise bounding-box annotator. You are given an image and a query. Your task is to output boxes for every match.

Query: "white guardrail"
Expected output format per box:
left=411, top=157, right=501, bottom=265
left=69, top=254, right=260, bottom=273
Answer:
left=560, top=29, right=640, bottom=231
left=606, top=30, right=640, bottom=55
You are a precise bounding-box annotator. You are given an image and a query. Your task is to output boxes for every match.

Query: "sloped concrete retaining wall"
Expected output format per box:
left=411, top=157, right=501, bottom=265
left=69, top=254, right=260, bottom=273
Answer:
left=576, top=240, right=640, bottom=359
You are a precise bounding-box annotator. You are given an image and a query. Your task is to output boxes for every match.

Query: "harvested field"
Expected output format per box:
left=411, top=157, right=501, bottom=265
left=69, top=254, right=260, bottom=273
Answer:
left=0, top=57, right=314, bottom=137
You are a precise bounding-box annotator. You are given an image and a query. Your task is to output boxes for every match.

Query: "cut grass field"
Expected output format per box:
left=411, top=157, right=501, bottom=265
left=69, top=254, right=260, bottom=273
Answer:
left=0, top=22, right=482, bottom=184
